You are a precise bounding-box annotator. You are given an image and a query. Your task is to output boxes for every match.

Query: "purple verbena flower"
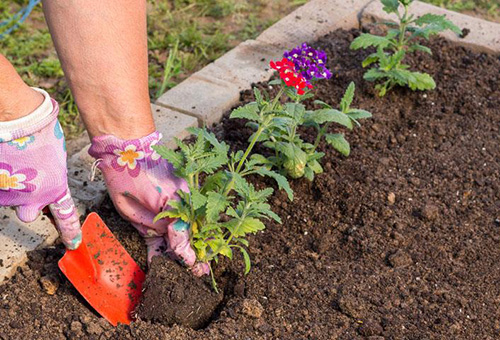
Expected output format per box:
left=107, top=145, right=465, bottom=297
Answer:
left=283, top=43, right=332, bottom=84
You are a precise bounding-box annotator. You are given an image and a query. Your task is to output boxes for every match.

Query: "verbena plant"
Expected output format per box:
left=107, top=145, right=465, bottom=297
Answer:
left=350, top=0, right=461, bottom=96
left=153, top=127, right=292, bottom=291
left=233, top=43, right=372, bottom=180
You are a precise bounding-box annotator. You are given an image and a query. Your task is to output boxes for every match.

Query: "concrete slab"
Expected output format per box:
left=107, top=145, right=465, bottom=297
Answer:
left=256, top=0, right=372, bottom=48
left=0, top=208, right=58, bottom=283
left=194, top=40, right=283, bottom=91
left=360, top=0, right=500, bottom=54
left=156, top=75, right=242, bottom=126
left=152, top=104, right=199, bottom=148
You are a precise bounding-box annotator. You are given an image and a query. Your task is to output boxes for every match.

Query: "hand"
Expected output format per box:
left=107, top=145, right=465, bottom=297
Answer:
left=0, top=89, right=81, bottom=249
left=88, top=131, right=209, bottom=276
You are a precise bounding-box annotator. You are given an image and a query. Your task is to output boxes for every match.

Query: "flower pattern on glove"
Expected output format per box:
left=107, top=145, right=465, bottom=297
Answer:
left=0, top=162, right=37, bottom=193
left=106, top=143, right=146, bottom=177
left=7, top=136, right=35, bottom=150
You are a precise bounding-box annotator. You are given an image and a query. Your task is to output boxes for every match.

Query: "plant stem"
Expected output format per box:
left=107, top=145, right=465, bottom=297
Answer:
left=209, top=264, right=219, bottom=293
left=397, top=4, right=409, bottom=51
left=312, top=124, right=328, bottom=152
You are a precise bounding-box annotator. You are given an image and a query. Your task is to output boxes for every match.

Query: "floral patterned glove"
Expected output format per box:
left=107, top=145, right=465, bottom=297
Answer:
left=0, top=88, right=81, bottom=249
left=88, top=131, right=209, bottom=276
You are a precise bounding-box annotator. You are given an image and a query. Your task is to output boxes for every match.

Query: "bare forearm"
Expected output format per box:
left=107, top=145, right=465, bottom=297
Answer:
left=42, top=0, right=155, bottom=139
left=0, top=54, right=44, bottom=121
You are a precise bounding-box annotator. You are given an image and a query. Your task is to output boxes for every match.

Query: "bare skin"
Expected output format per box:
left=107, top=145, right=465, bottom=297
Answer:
left=0, top=0, right=155, bottom=140
left=0, top=55, right=44, bottom=122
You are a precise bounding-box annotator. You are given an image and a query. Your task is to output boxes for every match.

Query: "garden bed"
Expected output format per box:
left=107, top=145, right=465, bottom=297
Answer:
left=1, top=28, right=500, bottom=339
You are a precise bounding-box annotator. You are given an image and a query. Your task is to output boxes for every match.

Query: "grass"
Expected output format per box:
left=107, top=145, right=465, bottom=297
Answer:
left=0, top=0, right=499, bottom=138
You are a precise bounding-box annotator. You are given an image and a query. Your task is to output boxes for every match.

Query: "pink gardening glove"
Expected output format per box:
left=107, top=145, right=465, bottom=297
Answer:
left=0, top=88, right=81, bottom=249
left=88, top=131, right=209, bottom=276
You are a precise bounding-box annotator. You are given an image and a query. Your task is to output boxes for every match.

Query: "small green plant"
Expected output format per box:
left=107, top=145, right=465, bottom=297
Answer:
left=234, top=44, right=371, bottom=181
left=238, top=82, right=371, bottom=180
left=350, top=0, right=461, bottom=96
left=153, top=124, right=292, bottom=292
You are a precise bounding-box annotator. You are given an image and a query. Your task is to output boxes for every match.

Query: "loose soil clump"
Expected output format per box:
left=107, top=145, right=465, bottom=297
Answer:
left=0, top=28, right=500, bottom=339
left=137, top=256, right=224, bottom=330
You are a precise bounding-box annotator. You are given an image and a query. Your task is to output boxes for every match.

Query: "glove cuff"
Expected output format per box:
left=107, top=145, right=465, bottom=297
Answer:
left=0, top=88, right=57, bottom=142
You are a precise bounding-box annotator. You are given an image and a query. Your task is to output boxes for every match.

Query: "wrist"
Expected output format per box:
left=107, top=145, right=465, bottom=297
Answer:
left=0, top=86, right=45, bottom=122
left=0, top=88, right=57, bottom=142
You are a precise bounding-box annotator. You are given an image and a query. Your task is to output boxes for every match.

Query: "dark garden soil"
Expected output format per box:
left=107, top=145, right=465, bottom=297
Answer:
left=1, top=28, right=500, bottom=339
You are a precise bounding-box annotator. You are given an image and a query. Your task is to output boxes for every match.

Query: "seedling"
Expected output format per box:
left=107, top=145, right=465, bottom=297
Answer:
left=234, top=43, right=371, bottom=181
left=153, top=125, right=292, bottom=292
left=350, top=0, right=461, bottom=96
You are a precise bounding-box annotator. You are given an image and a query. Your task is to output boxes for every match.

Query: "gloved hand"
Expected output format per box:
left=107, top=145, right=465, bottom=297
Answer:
left=88, top=131, right=209, bottom=276
left=0, top=88, right=81, bottom=249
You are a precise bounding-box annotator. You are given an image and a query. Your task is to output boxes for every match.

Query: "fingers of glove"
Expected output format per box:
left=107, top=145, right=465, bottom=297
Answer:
left=15, top=204, right=41, bottom=223
left=48, top=190, right=82, bottom=250
left=192, top=262, right=210, bottom=277
left=144, top=236, right=167, bottom=266
left=113, top=191, right=170, bottom=236
left=166, top=219, right=196, bottom=267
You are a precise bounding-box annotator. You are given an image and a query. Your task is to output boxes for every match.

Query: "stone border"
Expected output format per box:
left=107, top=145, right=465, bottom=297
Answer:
left=2, top=0, right=499, bottom=283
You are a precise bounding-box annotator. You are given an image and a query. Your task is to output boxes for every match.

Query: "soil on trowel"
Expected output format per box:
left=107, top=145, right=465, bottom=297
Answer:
left=0, top=28, right=500, bottom=339
left=137, top=256, right=224, bottom=329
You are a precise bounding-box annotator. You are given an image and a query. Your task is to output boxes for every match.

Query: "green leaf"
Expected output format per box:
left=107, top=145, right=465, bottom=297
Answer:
left=254, top=167, right=294, bottom=201
left=391, top=70, right=436, bottom=90
left=347, top=109, right=373, bottom=120
left=234, top=238, right=249, bottom=247
left=230, top=102, right=260, bottom=121
left=205, top=192, right=230, bottom=223
left=350, top=33, right=395, bottom=50
left=408, top=44, right=432, bottom=54
left=313, top=100, right=332, bottom=109
left=152, top=145, right=184, bottom=169
left=191, top=190, right=207, bottom=210
left=207, top=239, right=232, bottom=259
left=284, top=102, right=306, bottom=122
left=153, top=210, right=178, bottom=223
left=362, top=53, right=380, bottom=68
left=268, top=79, right=282, bottom=86
left=248, top=153, right=272, bottom=166
left=307, top=151, right=325, bottom=162
left=304, top=166, right=314, bottom=181
left=253, top=87, right=263, bottom=103
left=308, top=160, right=323, bottom=174
left=226, top=206, right=239, bottom=219
left=325, top=133, right=351, bottom=156
left=363, top=68, right=388, bottom=82
left=414, top=14, right=462, bottom=35
left=340, top=82, right=355, bottom=113
left=307, top=109, right=353, bottom=129
left=226, top=217, right=266, bottom=237
left=410, top=14, right=462, bottom=40
left=239, top=247, right=251, bottom=275
left=202, top=171, right=230, bottom=193
left=381, top=0, right=399, bottom=13
left=407, top=71, right=436, bottom=91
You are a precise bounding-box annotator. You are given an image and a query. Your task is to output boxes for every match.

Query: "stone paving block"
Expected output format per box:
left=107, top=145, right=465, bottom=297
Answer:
left=361, top=0, right=500, bottom=54
left=156, top=75, right=242, bottom=126
left=0, top=208, right=58, bottom=283
left=152, top=104, right=199, bottom=148
left=257, top=0, right=371, bottom=48
left=195, top=40, right=283, bottom=91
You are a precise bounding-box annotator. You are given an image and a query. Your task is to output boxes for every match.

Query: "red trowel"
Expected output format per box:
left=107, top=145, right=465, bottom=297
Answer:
left=58, top=212, right=145, bottom=326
